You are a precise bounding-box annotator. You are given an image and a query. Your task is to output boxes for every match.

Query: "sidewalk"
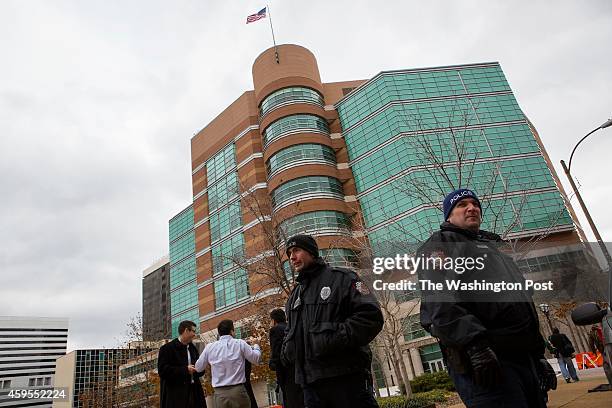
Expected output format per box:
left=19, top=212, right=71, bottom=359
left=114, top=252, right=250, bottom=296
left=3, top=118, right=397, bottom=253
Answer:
left=446, top=368, right=611, bottom=408
left=547, top=367, right=610, bottom=408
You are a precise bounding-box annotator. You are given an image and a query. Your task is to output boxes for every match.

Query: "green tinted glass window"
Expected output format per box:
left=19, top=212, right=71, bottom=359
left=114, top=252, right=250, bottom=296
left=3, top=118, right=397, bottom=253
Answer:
left=267, top=143, right=336, bottom=176
left=261, top=87, right=324, bottom=117
left=271, top=176, right=343, bottom=209
left=365, top=189, right=572, bottom=250
left=170, top=257, right=196, bottom=289
left=342, top=95, right=524, bottom=161
left=207, top=144, right=236, bottom=184
left=169, top=206, right=194, bottom=242
left=171, top=309, right=199, bottom=338
left=337, top=64, right=510, bottom=129
left=263, top=114, right=329, bottom=148
left=208, top=172, right=239, bottom=212
left=279, top=211, right=350, bottom=238
left=170, top=281, right=198, bottom=315
left=170, top=232, right=195, bottom=265
left=211, top=233, right=245, bottom=275
left=214, top=269, right=250, bottom=309
left=403, top=314, right=428, bottom=341
left=420, top=343, right=443, bottom=363
left=210, top=202, right=242, bottom=242
left=319, top=248, right=359, bottom=268
left=357, top=153, right=560, bottom=229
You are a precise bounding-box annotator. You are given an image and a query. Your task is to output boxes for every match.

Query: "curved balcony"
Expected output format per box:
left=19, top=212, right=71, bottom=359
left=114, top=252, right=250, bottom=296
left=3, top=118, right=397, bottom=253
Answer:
left=271, top=176, right=344, bottom=212
left=260, top=87, right=324, bottom=120
left=266, top=143, right=336, bottom=179
left=262, top=114, right=329, bottom=150
left=278, top=210, right=351, bottom=240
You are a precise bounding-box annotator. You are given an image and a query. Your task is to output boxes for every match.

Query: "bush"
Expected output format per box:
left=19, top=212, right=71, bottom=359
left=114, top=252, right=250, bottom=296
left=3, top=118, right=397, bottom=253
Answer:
left=409, top=370, right=455, bottom=393
left=413, top=389, right=452, bottom=403
left=376, top=391, right=450, bottom=408
left=377, top=396, right=407, bottom=408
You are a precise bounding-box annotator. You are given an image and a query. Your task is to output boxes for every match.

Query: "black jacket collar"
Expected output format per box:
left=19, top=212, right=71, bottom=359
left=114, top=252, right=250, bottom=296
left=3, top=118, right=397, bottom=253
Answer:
left=440, top=222, right=502, bottom=242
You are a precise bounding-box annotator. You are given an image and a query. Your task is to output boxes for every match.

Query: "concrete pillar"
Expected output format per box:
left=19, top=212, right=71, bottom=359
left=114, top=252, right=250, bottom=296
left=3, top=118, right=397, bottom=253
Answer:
left=410, top=347, right=424, bottom=377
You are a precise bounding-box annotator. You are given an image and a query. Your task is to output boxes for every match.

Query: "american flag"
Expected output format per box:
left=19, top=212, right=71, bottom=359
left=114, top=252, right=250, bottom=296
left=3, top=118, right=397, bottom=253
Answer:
left=246, top=7, right=267, bottom=24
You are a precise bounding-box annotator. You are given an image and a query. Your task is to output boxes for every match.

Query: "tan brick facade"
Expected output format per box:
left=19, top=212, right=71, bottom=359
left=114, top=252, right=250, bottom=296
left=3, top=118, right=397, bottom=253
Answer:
left=190, top=44, right=367, bottom=327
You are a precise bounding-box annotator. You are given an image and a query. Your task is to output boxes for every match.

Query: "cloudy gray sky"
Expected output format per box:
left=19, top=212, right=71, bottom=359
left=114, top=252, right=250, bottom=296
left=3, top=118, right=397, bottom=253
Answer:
left=1, top=1, right=610, bottom=350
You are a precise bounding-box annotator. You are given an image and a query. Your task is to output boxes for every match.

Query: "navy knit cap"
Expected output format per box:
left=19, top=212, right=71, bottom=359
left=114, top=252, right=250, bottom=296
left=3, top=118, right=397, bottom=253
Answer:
left=443, top=189, right=482, bottom=221
left=285, top=234, right=319, bottom=258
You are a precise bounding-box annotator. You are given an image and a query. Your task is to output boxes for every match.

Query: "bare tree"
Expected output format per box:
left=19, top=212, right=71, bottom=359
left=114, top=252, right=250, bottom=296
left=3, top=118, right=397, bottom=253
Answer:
left=236, top=182, right=297, bottom=298
left=114, top=315, right=161, bottom=408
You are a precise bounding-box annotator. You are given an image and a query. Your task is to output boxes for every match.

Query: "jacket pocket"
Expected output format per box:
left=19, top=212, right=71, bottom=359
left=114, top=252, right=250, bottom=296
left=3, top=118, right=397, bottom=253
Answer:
left=308, top=322, right=344, bottom=359
left=281, top=332, right=296, bottom=366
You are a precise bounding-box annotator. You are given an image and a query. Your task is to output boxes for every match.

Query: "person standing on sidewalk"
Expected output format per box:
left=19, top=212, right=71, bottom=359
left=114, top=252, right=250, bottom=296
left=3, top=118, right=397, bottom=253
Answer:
left=588, top=323, right=612, bottom=384
left=157, top=320, right=207, bottom=408
left=281, top=234, right=383, bottom=408
left=269, top=308, right=303, bottom=408
left=418, top=189, right=557, bottom=407
left=549, top=327, right=579, bottom=383
left=195, top=319, right=261, bottom=408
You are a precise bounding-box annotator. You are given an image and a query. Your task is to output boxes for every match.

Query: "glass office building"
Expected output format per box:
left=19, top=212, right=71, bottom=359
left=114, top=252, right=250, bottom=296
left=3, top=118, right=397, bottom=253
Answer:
left=177, top=45, right=583, bottom=382
left=336, top=63, right=575, bottom=249
left=168, top=205, right=198, bottom=338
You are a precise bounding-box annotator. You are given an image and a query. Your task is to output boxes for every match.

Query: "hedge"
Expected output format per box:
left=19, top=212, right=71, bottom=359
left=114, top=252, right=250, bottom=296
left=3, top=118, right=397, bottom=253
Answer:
left=376, top=390, right=452, bottom=408
left=409, top=371, right=455, bottom=393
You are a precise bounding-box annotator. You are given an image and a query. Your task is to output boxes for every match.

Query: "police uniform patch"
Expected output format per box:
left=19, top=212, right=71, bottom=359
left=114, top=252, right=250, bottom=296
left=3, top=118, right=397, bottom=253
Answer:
left=354, top=281, right=370, bottom=295
left=320, top=286, right=331, bottom=300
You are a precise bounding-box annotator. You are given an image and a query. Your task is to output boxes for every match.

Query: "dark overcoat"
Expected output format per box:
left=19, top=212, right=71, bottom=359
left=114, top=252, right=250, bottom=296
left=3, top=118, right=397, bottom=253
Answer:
left=158, top=338, right=206, bottom=408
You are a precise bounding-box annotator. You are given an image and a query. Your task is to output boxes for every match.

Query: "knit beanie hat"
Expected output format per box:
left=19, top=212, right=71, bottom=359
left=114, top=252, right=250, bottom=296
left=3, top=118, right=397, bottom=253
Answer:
left=442, top=189, right=482, bottom=221
left=285, top=234, right=319, bottom=258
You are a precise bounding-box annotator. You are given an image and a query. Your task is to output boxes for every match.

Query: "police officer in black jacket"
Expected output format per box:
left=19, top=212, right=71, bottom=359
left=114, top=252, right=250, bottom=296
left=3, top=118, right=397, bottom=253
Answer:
left=281, top=234, right=383, bottom=408
left=418, top=189, right=557, bottom=408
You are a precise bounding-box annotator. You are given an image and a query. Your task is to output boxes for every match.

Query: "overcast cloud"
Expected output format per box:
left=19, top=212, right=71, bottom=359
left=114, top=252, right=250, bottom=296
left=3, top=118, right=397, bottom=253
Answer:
left=1, top=1, right=610, bottom=351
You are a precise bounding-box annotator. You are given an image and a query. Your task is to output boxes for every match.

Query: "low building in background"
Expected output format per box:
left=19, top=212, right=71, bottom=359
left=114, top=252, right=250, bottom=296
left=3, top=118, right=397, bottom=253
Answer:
left=0, top=316, right=69, bottom=408
left=52, top=343, right=152, bottom=408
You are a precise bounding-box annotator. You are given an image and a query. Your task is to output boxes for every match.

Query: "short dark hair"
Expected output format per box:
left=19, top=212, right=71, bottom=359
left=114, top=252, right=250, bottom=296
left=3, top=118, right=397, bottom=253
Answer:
left=178, top=320, right=196, bottom=335
left=270, top=308, right=286, bottom=323
left=552, top=327, right=560, bottom=334
left=217, top=319, right=234, bottom=336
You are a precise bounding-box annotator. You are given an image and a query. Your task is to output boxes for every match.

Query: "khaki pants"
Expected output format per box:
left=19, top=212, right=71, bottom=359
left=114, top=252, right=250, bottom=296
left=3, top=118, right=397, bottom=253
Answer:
left=213, top=384, right=251, bottom=408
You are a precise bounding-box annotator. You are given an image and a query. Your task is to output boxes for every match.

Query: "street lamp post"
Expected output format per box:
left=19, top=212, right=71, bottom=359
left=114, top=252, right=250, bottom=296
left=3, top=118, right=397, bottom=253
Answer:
left=560, top=117, right=612, bottom=310
left=539, top=303, right=553, bottom=332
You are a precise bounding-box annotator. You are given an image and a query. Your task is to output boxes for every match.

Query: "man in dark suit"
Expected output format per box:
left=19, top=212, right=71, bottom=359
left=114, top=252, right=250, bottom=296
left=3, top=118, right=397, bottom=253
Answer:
left=158, top=320, right=206, bottom=408
left=269, top=308, right=303, bottom=408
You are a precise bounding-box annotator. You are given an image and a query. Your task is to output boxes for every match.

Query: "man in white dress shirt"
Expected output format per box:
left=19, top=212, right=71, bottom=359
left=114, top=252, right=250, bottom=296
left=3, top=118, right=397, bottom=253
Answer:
left=195, top=319, right=261, bottom=408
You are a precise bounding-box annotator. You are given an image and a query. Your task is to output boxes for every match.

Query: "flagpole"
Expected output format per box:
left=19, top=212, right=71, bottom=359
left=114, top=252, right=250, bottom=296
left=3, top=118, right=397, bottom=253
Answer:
left=267, top=4, right=280, bottom=63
